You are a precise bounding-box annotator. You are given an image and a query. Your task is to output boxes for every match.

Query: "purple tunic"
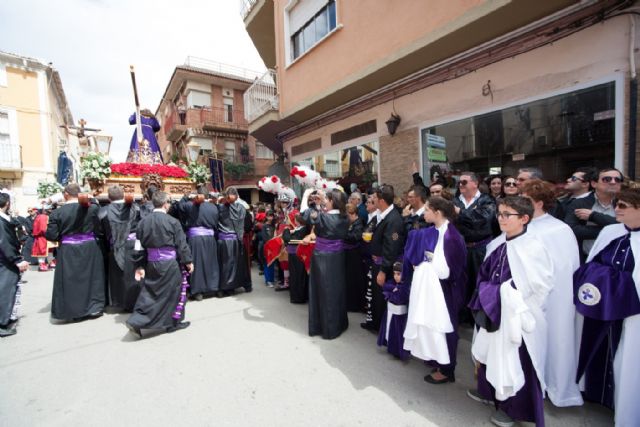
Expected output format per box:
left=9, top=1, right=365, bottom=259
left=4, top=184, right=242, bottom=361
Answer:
left=470, top=237, right=545, bottom=427
left=126, top=113, right=163, bottom=164
left=377, top=278, right=410, bottom=360
left=574, top=231, right=640, bottom=409
left=403, top=223, right=467, bottom=374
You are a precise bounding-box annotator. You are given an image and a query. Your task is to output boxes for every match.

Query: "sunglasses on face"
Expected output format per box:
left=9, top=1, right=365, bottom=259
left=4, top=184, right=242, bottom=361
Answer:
left=601, top=176, right=623, bottom=183
left=458, top=180, right=468, bottom=186
left=569, top=175, right=585, bottom=182
left=496, top=211, right=523, bottom=220
left=615, top=201, right=633, bottom=209
left=504, top=181, right=517, bottom=187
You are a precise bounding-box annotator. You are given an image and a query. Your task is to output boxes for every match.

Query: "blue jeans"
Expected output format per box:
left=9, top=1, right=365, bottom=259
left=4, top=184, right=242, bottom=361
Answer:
left=264, top=263, right=274, bottom=284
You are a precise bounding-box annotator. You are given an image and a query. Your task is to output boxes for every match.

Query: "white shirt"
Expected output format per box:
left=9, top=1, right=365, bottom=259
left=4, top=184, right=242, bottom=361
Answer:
left=326, top=209, right=339, bottom=214
left=459, top=190, right=481, bottom=209
left=368, top=209, right=380, bottom=224
left=377, top=204, right=394, bottom=223
left=414, top=205, right=425, bottom=217
left=153, top=208, right=166, bottom=213
left=0, top=211, right=10, bottom=222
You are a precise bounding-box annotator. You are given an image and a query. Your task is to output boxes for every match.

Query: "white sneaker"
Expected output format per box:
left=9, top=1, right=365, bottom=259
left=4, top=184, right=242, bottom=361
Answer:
left=490, top=410, right=514, bottom=427
left=266, top=282, right=275, bottom=288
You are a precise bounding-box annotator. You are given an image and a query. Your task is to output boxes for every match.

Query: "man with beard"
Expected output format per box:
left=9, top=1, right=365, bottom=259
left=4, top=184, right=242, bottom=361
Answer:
left=46, top=183, right=105, bottom=322
left=127, top=191, right=193, bottom=338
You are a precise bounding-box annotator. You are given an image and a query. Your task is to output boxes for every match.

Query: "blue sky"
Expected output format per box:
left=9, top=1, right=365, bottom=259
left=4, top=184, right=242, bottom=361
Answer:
left=0, top=0, right=266, bottom=160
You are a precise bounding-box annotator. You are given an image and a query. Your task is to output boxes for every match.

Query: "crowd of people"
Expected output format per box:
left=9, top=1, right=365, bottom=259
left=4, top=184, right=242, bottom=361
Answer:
left=0, top=162, right=638, bottom=427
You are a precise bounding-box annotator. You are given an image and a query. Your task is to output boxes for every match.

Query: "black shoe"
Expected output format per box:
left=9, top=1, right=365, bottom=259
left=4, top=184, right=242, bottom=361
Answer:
left=0, top=325, right=17, bottom=337
left=258, top=271, right=264, bottom=276
left=360, top=322, right=377, bottom=331
left=88, top=311, right=104, bottom=319
left=126, top=323, right=142, bottom=339
left=18, top=280, right=27, bottom=284
left=424, top=373, right=455, bottom=384
left=244, top=287, right=253, bottom=293
left=167, top=321, right=191, bottom=333
left=194, top=293, right=203, bottom=301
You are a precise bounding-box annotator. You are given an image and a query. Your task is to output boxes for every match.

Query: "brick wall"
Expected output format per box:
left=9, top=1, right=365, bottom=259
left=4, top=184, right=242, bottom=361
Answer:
left=379, top=126, right=420, bottom=195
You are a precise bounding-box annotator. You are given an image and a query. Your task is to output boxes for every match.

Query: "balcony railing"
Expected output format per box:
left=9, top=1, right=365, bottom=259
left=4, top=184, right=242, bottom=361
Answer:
left=0, top=142, right=21, bottom=170
left=199, top=107, right=247, bottom=129
left=240, top=0, right=259, bottom=20
left=184, top=56, right=264, bottom=81
left=244, top=69, right=278, bottom=123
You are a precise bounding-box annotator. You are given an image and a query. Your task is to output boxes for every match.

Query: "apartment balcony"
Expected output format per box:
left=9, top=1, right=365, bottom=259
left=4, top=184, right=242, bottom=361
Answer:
left=0, top=143, right=22, bottom=176
left=240, top=0, right=276, bottom=69
left=164, top=107, right=248, bottom=142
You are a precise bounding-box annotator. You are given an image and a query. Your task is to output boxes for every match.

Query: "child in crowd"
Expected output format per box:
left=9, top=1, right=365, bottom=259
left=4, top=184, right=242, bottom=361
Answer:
left=377, top=261, right=410, bottom=360
left=261, top=210, right=276, bottom=287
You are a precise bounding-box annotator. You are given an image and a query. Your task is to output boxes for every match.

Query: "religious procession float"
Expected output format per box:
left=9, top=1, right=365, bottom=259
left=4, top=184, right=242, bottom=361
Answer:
left=79, top=66, right=206, bottom=201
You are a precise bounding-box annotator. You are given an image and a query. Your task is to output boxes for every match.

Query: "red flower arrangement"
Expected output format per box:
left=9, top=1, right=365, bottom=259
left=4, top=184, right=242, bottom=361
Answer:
left=110, top=163, right=189, bottom=179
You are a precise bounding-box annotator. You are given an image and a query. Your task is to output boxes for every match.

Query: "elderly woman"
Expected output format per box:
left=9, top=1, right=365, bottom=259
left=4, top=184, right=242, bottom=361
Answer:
left=573, top=188, right=640, bottom=426
left=302, top=189, right=349, bottom=339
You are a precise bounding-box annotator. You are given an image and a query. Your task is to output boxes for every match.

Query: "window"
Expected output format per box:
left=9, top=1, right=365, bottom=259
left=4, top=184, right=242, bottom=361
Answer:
left=223, top=96, right=234, bottom=122
left=255, top=142, right=274, bottom=159
left=187, top=90, right=211, bottom=109
left=192, top=137, right=212, bottom=157
left=0, top=112, right=10, bottom=145
left=420, top=81, right=617, bottom=184
left=0, top=65, right=6, bottom=87
left=290, top=0, right=337, bottom=61
left=225, top=140, right=236, bottom=162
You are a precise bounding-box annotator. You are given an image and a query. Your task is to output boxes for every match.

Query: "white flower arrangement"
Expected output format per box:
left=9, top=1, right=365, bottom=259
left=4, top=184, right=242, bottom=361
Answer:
left=80, top=152, right=112, bottom=181
left=37, top=180, right=64, bottom=198
left=186, top=162, right=210, bottom=184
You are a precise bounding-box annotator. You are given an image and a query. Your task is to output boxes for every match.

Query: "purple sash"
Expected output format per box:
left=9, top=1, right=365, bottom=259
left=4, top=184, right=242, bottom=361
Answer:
left=286, top=244, right=297, bottom=255
left=61, top=232, right=95, bottom=245
left=110, top=233, right=136, bottom=246
left=314, top=237, right=345, bottom=253
left=147, top=247, right=177, bottom=262
left=218, top=231, right=237, bottom=241
left=372, top=254, right=403, bottom=266
left=187, top=227, right=215, bottom=238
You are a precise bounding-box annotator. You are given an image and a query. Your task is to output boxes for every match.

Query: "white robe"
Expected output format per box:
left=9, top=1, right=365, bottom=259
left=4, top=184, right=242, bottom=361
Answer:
left=578, top=223, right=640, bottom=427
left=484, top=215, right=583, bottom=406
left=472, top=231, right=553, bottom=399
left=403, top=221, right=453, bottom=363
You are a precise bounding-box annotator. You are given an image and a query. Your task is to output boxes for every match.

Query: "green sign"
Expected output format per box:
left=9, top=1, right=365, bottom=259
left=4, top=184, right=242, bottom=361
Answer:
left=428, top=147, right=447, bottom=162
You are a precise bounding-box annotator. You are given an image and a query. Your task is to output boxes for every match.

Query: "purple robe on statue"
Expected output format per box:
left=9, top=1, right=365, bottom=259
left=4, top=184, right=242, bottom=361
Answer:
left=377, top=277, right=410, bottom=359
left=469, top=236, right=546, bottom=427
left=126, top=113, right=163, bottom=164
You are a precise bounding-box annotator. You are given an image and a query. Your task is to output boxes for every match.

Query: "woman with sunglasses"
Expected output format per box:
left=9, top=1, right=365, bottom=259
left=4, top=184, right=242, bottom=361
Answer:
left=468, top=196, right=553, bottom=427
left=573, top=188, right=640, bottom=426
left=502, top=176, right=519, bottom=197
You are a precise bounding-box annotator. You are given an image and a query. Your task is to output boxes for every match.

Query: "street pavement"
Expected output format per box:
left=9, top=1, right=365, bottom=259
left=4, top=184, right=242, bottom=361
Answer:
left=1, top=266, right=613, bottom=426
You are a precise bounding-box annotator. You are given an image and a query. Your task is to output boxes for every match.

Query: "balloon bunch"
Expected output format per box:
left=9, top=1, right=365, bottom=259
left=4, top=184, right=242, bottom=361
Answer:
left=289, top=166, right=338, bottom=191
left=257, top=175, right=297, bottom=202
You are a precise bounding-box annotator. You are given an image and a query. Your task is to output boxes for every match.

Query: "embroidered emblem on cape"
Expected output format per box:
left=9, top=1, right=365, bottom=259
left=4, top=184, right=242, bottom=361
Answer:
left=391, top=232, right=399, bottom=241
left=578, top=283, right=601, bottom=306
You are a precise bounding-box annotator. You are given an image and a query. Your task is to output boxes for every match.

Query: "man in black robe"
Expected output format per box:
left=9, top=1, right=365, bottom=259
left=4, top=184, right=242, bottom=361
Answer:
left=18, top=207, right=37, bottom=265
left=139, top=185, right=158, bottom=220
left=361, top=184, right=406, bottom=331
left=174, top=188, right=220, bottom=300
left=45, top=183, right=106, bottom=322
left=127, top=191, right=193, bottom=338
left=217, top=187, right=250, bottom=296
left=99, top=185, right=143, bottom=312
left=0, top=193, right=29, bottom=337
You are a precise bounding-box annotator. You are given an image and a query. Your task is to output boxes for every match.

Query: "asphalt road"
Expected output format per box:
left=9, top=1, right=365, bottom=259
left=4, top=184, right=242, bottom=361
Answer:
left=1, top=266, right=613, bottom=426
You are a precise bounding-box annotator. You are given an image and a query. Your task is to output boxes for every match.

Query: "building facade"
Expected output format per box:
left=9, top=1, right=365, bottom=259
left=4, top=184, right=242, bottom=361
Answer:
left=242, top=0, right=640, bottom=195
left=0, top=51, right=80, bottom=214
left=156, top=56, right=277, bottom=203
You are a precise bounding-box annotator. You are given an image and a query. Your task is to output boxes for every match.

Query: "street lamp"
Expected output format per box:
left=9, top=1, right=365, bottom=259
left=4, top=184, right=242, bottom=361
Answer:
left=93, top=134, right=112, bottom=155
left=186, top=140, right=201, bottom=162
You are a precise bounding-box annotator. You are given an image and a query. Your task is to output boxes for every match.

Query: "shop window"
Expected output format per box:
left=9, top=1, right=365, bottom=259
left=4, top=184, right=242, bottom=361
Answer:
left=421, top=81, right=616, bottom=184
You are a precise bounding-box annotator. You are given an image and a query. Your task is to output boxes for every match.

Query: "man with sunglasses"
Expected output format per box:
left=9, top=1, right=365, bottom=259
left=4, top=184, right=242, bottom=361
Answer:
left=556, top=167, right=595, bottom=220
left=565, top=168, right=622, bottom=261
left=452, top=172, right=496, bottom=324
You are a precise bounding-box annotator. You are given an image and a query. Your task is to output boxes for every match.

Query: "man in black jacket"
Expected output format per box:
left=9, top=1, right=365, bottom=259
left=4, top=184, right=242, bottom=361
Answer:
left=564, top=167, right=621, bottom=262
left=403, top=185, right=429, bottom=233
left=361, top=184, right=406, bottom=331
left=452, top=171, right=496, bottom=323
left=0, top=193, right=29, bottom=337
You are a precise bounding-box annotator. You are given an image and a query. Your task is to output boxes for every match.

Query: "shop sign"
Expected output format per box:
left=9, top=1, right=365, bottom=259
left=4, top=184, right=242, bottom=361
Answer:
left=512, top=153, right=525, bottom=161
left=594, top=110, right=615, bottom=121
